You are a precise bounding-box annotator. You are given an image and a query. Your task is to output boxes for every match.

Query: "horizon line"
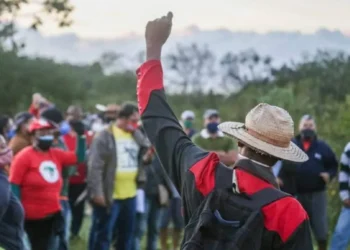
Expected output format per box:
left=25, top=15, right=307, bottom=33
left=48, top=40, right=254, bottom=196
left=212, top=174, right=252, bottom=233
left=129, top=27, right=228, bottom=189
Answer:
left=15, top=23, right=350, bottom=41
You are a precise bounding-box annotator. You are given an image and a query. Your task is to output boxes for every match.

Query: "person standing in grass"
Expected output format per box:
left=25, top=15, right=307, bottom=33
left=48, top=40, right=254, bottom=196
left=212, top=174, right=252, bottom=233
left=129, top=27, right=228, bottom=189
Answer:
left=88, top=102, right=151, bottom=250
left=294, top=115, right=338, bottom=250
left=41, top=107, right=86, bottom=250
left=10, top=118, right=85, bottom=250
left=64, top=106, right=93, bottom=240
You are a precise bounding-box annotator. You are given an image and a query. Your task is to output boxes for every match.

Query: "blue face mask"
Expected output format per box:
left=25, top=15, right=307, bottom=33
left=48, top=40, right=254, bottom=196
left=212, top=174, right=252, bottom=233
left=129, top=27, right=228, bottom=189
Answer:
left=206, top=122, right=219, bottom=134
left=59, top=121, right=71, bottom=136
left=39, top=135, right=54, bottom=141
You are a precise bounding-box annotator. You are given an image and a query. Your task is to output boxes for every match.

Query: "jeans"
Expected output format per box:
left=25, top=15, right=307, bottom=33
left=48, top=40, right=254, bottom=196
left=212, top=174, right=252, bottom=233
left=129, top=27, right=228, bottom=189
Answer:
left=50, top=200, right=72, bottom=250
left=330, top=207, right=350, bottom=250
left=89, top=197, right=137, bottom=250
left=69, top=183, right=86, bottom=237
left=132, top=195, right=162, bottom=250
left=23, top=232, right=32, bottom=250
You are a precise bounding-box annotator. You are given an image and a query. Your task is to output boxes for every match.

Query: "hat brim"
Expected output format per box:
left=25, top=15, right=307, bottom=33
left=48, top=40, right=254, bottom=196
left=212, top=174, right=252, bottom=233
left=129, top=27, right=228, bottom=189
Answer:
left=218, top=122, right=309, bottom=163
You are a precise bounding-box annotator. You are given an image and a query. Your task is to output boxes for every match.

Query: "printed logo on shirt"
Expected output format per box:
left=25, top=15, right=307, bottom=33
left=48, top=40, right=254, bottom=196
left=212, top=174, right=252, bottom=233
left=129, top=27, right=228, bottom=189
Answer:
left=314, top=153, right=322, bottom=160
left=116, top=139, right=140, bottom=172
left=39, top=160, right=59, bottom=183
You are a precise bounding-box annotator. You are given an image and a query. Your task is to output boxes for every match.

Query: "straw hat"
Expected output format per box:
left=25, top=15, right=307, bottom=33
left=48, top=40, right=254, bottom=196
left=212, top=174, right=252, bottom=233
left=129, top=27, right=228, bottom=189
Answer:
left=218, top=103, right=308, bottom=163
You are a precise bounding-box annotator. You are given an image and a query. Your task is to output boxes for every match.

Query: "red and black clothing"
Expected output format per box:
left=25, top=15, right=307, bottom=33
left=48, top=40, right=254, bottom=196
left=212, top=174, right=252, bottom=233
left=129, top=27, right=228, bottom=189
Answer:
left=137, top=60, right=313, bottom=250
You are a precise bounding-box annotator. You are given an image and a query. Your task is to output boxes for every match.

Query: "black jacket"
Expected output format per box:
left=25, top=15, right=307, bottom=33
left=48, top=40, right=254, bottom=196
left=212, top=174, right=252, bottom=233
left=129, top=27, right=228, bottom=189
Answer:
left=137, top=60, right=313, bottom=250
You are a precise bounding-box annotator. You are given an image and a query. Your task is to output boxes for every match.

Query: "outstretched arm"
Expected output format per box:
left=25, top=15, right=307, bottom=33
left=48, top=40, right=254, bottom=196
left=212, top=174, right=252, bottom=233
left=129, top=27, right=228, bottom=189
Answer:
left=137, top=13, right=216, bottom=192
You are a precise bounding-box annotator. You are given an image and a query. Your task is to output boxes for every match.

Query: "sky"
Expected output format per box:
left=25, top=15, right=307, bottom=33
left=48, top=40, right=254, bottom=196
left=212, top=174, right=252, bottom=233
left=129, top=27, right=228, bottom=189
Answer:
left=12, top=0, right=350, bottom=39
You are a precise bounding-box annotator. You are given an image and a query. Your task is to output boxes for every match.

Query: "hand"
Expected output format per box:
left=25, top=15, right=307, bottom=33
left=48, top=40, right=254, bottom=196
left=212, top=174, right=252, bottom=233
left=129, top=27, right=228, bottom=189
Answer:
left=92, top=195, right=106, bottom=207
left=276, top=177, right=284, bottom=187
left=145, top=12, right=173, bottom=60
left=344, top=199, right=350, bottom=208
left=320, top=172, right=330, bottom=184
left=142, top=148, right=154, bottom=163
left=69, top=120, right=85, bottom=136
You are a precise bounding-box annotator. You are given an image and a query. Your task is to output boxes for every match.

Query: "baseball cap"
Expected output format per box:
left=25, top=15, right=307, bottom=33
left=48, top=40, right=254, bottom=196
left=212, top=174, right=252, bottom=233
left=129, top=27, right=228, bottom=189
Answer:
left=203, top=109, right=219, bottom=119
left=181, top=110, right=195, bottom=120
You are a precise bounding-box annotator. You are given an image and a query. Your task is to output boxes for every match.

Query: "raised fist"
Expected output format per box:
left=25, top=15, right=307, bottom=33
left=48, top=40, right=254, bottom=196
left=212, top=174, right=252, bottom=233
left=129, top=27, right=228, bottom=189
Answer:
left=145, top=12, right=173, bottom=49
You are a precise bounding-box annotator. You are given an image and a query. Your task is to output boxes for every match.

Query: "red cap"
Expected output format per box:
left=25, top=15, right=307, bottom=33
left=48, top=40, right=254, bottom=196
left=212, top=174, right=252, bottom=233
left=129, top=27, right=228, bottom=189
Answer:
left=29, top=118, right=55, bottom=133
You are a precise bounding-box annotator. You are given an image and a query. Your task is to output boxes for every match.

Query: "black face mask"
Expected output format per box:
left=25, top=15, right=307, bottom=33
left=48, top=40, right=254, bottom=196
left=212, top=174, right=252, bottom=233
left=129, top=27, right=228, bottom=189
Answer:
left=104, top=116, right=116, bottom=124
left=301, top=129, right=316, bottom=140
left=37, top=135, right=54, bottom=151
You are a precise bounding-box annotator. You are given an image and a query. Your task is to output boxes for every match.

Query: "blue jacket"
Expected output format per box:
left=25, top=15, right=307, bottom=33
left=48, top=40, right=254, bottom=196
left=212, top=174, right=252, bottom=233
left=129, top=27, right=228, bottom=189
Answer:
left=0, top=169, right=25, bottom=250
left=293, top=135, right=338, bottom=193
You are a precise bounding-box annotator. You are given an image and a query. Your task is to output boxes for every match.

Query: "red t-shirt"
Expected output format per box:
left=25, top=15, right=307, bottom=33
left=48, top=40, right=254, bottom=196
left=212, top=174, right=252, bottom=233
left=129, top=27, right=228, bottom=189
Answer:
left=9, top=147, right=77, bottom=219
left=63, top=131, right=92, bottom=184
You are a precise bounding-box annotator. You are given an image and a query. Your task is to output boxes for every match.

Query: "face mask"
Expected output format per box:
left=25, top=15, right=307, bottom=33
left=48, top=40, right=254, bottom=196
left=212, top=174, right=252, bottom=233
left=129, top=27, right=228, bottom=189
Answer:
left=206, top=122, right=219, bottom=134
left=183, top=120, right=193, bottom=129
left=104, top=116, right=116, bottom=124
left=60, top=121, right=71, bottom=136
left=37, top=135, right=54, bottom=151
left=301, top=129, right=316, bottom=141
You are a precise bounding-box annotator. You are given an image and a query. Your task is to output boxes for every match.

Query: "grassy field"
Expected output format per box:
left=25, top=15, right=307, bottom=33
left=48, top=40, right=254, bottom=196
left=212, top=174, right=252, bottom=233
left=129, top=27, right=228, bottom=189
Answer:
left=69, top=216, right=168, bottom=250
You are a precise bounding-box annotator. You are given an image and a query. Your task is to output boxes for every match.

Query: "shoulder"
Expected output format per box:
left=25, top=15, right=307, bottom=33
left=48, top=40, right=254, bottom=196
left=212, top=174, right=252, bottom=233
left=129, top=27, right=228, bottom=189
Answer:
left=344, top=142, right=350, bottom=152
left=316, top=139, right=334, bottom=153
left=262, top=196, right=308, bottom=242
left=50, top=147, right=66, bottom=155
left=14, top=146, right=33, bottom=158
left=94, top=128, right=112, bottom=141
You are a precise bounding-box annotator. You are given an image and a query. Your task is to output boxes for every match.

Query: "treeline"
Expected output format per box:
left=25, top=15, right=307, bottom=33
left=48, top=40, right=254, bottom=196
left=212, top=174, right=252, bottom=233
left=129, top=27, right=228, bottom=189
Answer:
left=1, top=41, right=350, bottom=236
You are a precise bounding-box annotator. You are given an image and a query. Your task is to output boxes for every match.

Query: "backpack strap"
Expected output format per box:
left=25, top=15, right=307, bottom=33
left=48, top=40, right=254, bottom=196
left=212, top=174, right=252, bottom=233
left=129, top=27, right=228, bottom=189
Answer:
left=250, top=187, right=290, bottom=209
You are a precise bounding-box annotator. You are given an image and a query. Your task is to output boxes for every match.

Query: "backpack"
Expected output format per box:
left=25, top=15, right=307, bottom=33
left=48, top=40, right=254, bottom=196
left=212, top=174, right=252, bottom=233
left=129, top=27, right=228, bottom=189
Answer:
left=182, top=175, right=290, bottom=250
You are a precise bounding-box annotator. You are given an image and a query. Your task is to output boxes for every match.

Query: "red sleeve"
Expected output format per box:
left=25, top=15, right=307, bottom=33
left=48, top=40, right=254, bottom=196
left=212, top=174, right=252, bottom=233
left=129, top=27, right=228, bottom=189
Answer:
left=9, top=149, right=30, bottom=185
left=53, top=149, right=77, bottom=167
left=137, top=60, right=217, bottom=193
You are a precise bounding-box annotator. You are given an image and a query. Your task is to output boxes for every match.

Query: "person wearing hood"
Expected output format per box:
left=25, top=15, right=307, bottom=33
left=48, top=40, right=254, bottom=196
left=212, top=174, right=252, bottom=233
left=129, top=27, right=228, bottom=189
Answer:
left=293, top=114, right=338, bottom=250
left=192, top=109, right=237, bottom=166
left=9, top=112, right=34, bottom=156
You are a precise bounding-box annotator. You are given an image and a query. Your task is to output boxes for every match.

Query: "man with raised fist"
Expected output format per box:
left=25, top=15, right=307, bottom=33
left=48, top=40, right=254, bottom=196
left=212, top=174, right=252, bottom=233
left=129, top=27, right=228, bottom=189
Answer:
left=136, top=12, right=313, bottom=250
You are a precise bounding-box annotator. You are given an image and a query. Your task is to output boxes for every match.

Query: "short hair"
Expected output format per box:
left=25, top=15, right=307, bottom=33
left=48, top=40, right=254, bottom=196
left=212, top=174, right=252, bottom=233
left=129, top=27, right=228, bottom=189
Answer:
left=67, top=105, right=83, bottom=116
left=118, top=102, right=138, bottom=119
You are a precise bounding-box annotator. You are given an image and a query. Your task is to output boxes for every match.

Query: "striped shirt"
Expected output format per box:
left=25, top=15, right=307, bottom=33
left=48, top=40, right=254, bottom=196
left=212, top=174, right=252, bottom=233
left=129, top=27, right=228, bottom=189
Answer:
left=339, top=142, right=350, bottom=201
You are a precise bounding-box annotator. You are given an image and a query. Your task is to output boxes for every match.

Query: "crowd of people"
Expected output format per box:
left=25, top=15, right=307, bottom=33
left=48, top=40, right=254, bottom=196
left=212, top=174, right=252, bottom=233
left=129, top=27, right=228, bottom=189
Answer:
left=1, top=12, right=350, bottom=250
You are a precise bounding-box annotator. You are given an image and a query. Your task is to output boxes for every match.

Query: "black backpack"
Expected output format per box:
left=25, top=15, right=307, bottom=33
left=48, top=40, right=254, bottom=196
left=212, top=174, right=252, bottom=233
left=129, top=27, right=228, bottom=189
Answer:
left=182, top=182, right=289, bottom=250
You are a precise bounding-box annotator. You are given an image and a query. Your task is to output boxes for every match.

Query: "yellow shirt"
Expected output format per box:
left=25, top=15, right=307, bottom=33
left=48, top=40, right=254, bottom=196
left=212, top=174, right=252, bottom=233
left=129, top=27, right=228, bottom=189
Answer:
left=113, top=126, right=140, bottom=199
